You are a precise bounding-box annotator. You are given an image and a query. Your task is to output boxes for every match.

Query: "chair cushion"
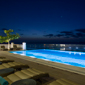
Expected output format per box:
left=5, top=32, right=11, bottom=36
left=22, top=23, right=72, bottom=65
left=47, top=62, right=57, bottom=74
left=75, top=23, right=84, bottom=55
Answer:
left=3, top=77, right=12, bottom=84
left=0, top=65, right=6, bottom=69
left=21, top=69, right=38, bottom=76
left=7, top=74, right=21, bottom=82
left=14, top=71, right=30, bottom=79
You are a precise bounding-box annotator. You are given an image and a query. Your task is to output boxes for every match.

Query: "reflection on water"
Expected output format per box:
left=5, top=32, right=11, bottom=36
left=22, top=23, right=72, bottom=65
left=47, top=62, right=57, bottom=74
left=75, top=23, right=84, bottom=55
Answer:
left=11, top=49, right=85, bottom=68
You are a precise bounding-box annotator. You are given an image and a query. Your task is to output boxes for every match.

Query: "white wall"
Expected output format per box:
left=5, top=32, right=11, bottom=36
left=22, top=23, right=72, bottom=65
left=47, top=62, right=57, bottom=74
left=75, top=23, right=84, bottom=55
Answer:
left=0, top=44, right=22, bottom=49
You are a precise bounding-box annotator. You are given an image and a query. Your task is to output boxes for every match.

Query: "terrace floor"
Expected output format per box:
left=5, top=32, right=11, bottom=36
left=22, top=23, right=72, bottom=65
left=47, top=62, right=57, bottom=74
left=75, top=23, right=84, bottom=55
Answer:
left=0, top=51, right=85, bottom=85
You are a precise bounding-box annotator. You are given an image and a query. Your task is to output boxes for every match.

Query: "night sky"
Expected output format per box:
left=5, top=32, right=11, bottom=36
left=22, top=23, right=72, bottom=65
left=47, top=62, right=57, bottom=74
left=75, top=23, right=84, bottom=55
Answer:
left=0, top=0, right=85, bottom=44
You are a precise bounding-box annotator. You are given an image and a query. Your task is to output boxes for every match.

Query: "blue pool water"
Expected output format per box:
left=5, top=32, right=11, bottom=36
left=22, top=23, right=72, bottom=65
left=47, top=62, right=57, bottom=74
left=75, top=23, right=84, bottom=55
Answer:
left=10, top=49, right=85, bottom=68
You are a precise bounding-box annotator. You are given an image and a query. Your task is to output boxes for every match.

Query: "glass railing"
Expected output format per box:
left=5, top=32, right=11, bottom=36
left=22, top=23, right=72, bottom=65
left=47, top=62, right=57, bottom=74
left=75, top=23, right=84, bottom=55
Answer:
left=26, top=44, right=85, bottom=52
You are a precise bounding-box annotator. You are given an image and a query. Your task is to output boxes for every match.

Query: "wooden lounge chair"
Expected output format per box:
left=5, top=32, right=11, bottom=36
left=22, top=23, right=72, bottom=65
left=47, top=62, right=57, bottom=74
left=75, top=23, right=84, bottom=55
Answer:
left=0, top=62, right=29, bottom=70
left=0, top=57, right=6, bottom=59
left=3, top=68, right=49, bottom=85
left=0, top=59, right=14, bottom=63
left=47, top=78, right=79, bottom=85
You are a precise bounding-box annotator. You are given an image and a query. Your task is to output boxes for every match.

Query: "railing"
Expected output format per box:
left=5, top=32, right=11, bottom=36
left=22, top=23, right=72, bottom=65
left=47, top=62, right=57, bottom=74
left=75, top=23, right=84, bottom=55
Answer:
left=1, top=43, right=85, bottom=52
left=26, top=44, right=85, bottom=52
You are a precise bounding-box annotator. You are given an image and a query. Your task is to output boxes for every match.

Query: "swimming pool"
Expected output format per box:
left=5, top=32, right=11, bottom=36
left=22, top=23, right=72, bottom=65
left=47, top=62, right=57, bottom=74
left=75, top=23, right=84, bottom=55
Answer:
left=10, top=49, right=85, bottom=68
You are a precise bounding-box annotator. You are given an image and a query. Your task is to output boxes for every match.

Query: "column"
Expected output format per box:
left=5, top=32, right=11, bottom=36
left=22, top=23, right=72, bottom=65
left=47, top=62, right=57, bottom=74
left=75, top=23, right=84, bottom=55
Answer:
left=22, top=42, right=26, bottom=50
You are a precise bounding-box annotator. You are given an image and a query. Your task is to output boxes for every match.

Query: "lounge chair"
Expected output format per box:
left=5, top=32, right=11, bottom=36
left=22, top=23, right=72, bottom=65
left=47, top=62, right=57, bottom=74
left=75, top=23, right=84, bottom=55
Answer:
left=0, top=77, right=36, bottom=85
left=0, top=59, right=14, bottom=63
left=3, top=68, right=49, bottom=85
left=0, top=46, right=8, bottom=51
left=13, top=45, right=17, bottom=50
left=0, top=46, right=5, bottom=51
left=47, top=78, right=79, bottom=85
left=0, top=62, right=29, bottom=70
left=0, top=57, right=6, bottom=59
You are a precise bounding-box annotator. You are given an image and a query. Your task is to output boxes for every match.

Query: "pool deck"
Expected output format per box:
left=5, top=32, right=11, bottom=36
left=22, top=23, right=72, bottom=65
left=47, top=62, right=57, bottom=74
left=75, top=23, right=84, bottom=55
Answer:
left=0, top=51, right=85, bottom=85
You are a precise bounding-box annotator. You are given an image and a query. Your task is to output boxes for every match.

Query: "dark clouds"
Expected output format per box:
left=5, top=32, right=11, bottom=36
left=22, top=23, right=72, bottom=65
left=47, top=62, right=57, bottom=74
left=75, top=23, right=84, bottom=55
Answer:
left=44, top=34, right=54, bottom=38
left=76, top=33, right=84, bottom=37
left=75, top=28, right=85, bottom=33
left=1, top=28, right=8, bottom=30
left=55, top=34, right=64, bottom=37
left=43, top=28, right=85, bottom=38
left=60, top=31, right=73, bottom=35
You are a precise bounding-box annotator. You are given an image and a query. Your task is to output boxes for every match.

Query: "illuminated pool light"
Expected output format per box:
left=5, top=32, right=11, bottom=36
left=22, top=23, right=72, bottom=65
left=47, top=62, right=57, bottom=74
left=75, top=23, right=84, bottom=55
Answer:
left=10, top=49, right=85, bottom=68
